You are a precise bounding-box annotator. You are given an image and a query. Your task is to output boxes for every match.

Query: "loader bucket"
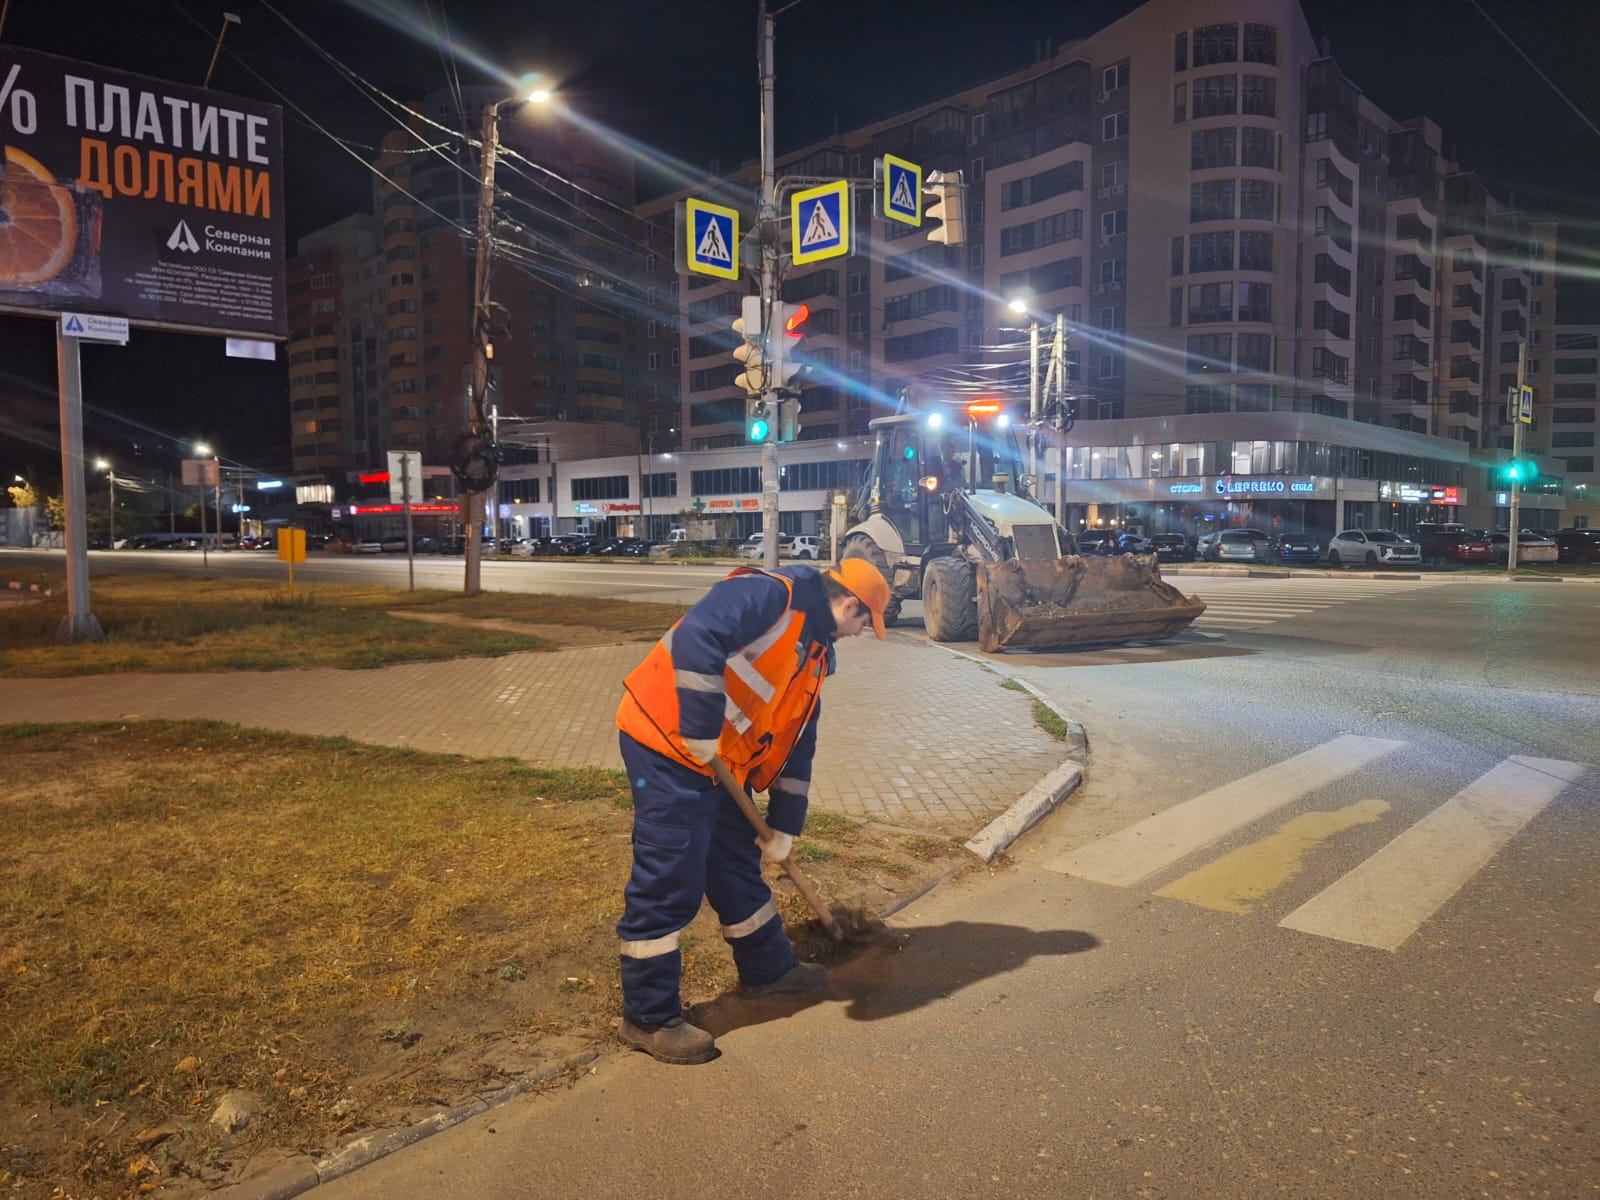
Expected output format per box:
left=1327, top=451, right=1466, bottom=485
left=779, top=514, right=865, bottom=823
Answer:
left=976, top=554, right=1206, bottom=652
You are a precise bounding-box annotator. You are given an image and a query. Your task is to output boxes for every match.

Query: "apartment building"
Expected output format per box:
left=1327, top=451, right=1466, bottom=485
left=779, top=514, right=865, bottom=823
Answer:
left=631, top=0, right=1571, bottom=539
left=287, top=86, right=639, bottom=491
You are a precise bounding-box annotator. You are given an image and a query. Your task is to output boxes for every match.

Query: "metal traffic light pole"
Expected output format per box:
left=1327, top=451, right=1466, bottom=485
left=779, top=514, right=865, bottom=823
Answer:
left=1508, top=341, right=1526, bottom=573
left=757, top=2, right=781, bottom=572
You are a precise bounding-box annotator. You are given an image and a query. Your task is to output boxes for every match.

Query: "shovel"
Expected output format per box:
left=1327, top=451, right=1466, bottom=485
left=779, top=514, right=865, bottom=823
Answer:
left=710, top=756, right=843, bottom=943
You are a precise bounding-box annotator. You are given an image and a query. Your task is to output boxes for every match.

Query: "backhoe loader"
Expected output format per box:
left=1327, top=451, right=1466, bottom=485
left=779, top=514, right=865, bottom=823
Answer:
left=838, top=402, right=1204, bottom=652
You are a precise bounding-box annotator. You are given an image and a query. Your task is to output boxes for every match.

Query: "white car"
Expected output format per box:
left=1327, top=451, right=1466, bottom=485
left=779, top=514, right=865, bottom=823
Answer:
left=737, top=533, right=794, bottom=560
left=1486, top=532, right=1558, bottom=565
left=784, top=535, right=825, bottom=560
left=1326, top=529, right=1421, bottom=566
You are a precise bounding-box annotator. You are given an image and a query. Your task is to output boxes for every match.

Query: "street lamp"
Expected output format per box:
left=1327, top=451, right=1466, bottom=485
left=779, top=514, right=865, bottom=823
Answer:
left=460, top=80, right=554, bottom=596
left=639, top=427, right=676, bottom=540
left=94, top=458, right=115, bottom=549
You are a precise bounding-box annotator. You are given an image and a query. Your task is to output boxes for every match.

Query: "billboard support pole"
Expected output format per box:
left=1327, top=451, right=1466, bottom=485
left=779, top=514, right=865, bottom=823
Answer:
left=54, top=327, right=102, bottom=643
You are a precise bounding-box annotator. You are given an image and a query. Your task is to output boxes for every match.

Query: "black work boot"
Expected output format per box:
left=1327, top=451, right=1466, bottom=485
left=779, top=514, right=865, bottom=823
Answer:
left=740, top=961, right=829, bottom=1000
left=618, top=1016, right=717, bottom=1065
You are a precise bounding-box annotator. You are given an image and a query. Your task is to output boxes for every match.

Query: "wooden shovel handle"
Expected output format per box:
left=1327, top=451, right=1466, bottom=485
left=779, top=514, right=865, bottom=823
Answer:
left=710, top=756, right=839, bottom=938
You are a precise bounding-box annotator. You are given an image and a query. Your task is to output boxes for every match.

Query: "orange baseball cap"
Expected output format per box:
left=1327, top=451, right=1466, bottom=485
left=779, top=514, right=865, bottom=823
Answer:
left=828, top=558, right=890, bottom=639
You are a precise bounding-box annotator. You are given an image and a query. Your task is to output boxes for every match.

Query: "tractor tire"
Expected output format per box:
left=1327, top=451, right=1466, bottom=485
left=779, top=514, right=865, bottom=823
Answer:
left=922, top=555, right=978, bottom=643
left=841, top=536, right=902, bottom=627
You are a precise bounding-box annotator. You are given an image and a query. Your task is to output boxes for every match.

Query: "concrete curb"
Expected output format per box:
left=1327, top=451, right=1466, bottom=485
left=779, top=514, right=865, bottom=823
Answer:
left=213, top=1051, right=600, bottom=1200
left=929, top=648, right=1089, bottom=863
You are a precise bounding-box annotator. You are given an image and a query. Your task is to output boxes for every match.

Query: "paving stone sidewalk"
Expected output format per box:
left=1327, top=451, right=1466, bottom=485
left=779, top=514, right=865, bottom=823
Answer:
left=0, top=634, right=1066, bottom=834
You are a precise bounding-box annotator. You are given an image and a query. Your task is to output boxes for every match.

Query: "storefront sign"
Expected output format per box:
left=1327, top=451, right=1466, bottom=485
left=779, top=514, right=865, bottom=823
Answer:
left=1379, top=482, right=1462, bottom=505
left=1211, top=477, right=1317, bottom=496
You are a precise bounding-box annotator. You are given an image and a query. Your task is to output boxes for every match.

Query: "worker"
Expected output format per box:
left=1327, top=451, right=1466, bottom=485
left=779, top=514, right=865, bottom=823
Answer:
left=613, top=558, right=890, bottom=1064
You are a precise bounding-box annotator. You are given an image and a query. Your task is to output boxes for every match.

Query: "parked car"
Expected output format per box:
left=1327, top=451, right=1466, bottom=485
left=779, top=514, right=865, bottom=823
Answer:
left=353, top=539, right=383, bottom=554
left=1211, top=529, right=1271, bottom=563
left=1270, top=532, right=1322, bottom=565
left=737, top=532, right=793, bottom=560
left=621, top=539, right=663, bottom=557
left=1073, top=529, right=1119, bottom=556
left=1553, top=528, right=1600, bottom=563
left=1414, top=527, right=1494, bottom=566
left=593, top=537, right=638, bottom=556
left=1194, top=531, right=1222, bottom=560
left=1115, top=532, right=1152, bottom=554
left=1326, top=529, right=1421, bottom=566
left=559, top=537, right=599, bottom=556
left=1201, top=528, right=1268, bottom=562
left=784, top=534, right=824, bottom=560
left=1484, top=531, right=1558, bottom=565
left=1148, top=533, right=1194, bottom=563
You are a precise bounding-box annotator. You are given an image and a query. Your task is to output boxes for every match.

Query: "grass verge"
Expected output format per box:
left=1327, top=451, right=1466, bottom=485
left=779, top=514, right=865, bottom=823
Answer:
left=0, top=721, right=968, bottom=1198
left=0, top=574, right=688, bottom=676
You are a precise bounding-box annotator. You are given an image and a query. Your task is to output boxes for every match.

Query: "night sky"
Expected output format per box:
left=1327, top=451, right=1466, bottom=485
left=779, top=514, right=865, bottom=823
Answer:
left=3, top=0, right=1599, bottom=485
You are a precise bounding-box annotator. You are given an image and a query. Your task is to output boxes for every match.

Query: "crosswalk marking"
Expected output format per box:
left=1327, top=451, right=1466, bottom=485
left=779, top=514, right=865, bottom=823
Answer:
left=1184, top=579, right=1447, bottom=631
left=1278, top=756, right=1587, bottom=951
left=1048, top=735, right=1407, bottom=887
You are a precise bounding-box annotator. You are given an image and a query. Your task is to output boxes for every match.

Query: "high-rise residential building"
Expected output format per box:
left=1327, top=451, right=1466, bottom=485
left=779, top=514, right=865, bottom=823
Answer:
left=287, top=85, right=639, bottom=493
left=633, top=0, right=1573, bottom=537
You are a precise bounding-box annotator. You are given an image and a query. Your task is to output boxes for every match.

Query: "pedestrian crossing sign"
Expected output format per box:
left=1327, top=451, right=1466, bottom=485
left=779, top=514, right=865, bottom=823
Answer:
left=683, top=198, right=740, bottom=280
left=879, top=154, right=922, bottom=226
left=791, top=180, right=850, bottom=264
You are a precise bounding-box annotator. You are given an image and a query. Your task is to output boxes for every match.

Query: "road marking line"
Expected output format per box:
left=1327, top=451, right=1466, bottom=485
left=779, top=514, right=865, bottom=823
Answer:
left=1154, top=798, right=1391, bottom=914
left=1278, top=756, right=1588, bottom=951
left=1048, top=735, right=1407, bottom=887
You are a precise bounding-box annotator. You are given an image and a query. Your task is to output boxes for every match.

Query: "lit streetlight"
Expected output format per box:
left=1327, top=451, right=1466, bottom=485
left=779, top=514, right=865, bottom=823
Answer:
left=638, top=427, right=676, bottom=541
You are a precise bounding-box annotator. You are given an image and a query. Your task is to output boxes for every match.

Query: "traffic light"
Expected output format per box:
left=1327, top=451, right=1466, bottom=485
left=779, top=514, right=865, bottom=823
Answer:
left=746, top=395, right=774, bottom=444
left=732, top=295, right=765, bottom=394
left=769, top=300, right=811, bottom=394
left=778, top=397, right=800, bottom=443
left=925, top=170, right=966, bottom=246
left=1502, top=459, right=1538, bottom=483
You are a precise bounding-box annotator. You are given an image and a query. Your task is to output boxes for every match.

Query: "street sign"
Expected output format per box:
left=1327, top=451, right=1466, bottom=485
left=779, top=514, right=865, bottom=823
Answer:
left=60, top=311, right=128, bottom=343
left=682, top=197, right=740, bottom=279
left=791, top=180, right=849, bottom=264
left=387, top=450, right=422, bottom=505
left=879, top=154, right=922, bottom=226
left=1518, top=384, right=1534, bottom=425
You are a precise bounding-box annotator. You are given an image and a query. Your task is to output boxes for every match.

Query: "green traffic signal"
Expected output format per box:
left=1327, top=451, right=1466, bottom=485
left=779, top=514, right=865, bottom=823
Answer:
left=749, top=417, right=771, bottom=443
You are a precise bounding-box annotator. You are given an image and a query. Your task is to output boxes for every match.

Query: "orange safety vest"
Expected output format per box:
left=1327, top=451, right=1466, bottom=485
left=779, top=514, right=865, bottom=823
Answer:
left=616, top=569, right=829, bottom=791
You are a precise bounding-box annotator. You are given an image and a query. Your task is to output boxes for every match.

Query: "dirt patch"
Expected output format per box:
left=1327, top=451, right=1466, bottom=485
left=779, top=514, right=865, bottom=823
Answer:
left=0, top=722, right=975, bottom=1199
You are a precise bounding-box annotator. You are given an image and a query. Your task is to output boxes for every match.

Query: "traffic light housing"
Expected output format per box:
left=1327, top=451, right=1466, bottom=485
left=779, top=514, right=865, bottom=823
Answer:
left=769, top=300, right=811, bottom=394
left=1502, top=459, right=1538, bottom=484
left=732, top=295, right=765, bottom=394
left=746, top=395, right=774, bottom=444
left=925, top=170, right=966, bottom=246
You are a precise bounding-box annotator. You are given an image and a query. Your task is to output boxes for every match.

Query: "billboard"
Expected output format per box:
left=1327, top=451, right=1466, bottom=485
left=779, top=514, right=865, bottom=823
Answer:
left=0, top=45, right=285, bottom=338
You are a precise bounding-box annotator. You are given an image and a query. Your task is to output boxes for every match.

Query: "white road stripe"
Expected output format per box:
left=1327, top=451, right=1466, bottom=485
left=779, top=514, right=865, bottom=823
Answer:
left=1049, top=735, right=1407, bottom=887
left=1278, top=756, right=1588, bottom=952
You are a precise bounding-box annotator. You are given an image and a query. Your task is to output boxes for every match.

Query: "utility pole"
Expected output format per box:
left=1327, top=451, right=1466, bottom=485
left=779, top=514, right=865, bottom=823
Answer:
left=758, top=3, right=781, bottom=572
left=1051, top=312, right=1070, bottom=523
left=463, top=100, right=499, bottom=597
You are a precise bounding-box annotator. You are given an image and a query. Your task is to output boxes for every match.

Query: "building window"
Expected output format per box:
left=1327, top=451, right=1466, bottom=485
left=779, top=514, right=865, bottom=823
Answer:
left=1189, top=179, right=1235, bottom=222
left=1103, top=63, right=1129, bottom=92
left=1190, top=127, right=1237, bottom=169
left=1187, top=333, right=1232, bottom=374
left=647, top=352, right=661, bottom=371
left=1311, top=347, right=1348, bottom=382
left=1173, top=82, right=1187, bottom=123
left=1097, top=352, right=1124, bottom=379
left=1193, top=22, right=1238, bottom=66
left=1313, top=299, right=1350, bottom=339
left=1240, top=179, right=1276, bottom=221
left=1102, top=161, right=1125, bottom=190
left=1187, top=282, right=1233, bottom=323
left=1236, top=333, right=1272, bottom=372
left=1314, top=253, right=1351, bottom=296
left=1174, top=31, right=1188, bottom=72
left=1171, top=236, right=1185, bottom=276
left=1238, top=230, right=1273, bottom=271
left=1189, top=231, right=1234, bottom=272
left=1171, top=287, right=1184, bottom=326
left=1100, top=210, right=1128, bottom=238
left=1239, top=126, right=1276, bottom=169
left=1316, top=158, right=1353, bottom=206
left=1102, top=111, right=1128, bottom=140
left=1238, top=282, right=1272, bottom=322
left=1242, top=23, right=1277, bottom=64
left=1099, top=257, right=1126, bottom=286
left=1240, top=75, right=1275, bottom=117
left=1191, top=75, right=1238, bottom=118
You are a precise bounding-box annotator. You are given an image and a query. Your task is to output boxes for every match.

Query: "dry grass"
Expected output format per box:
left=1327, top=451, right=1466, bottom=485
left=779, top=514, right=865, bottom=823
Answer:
left=0, top=721, right=967, bottom=1198
left=0, top=574, right=689, bottom=677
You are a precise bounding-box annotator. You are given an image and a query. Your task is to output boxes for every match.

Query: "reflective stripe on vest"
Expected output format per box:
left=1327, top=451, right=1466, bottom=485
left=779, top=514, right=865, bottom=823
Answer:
left=616, top=570, right=824, bottom=785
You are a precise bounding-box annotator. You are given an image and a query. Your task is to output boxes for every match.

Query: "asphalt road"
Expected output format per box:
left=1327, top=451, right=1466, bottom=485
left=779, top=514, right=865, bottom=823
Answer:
left=8, top=551, right=1597, bottom=1196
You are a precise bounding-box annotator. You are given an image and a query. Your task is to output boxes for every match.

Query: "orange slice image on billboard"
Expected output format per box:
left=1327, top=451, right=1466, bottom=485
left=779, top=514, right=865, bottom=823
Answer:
left=0, top=145, right=78, bottom=287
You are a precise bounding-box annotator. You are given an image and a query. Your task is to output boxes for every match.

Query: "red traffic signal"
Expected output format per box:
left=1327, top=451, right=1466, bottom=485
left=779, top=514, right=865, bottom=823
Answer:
left=783, top=302, right=810, bottom=337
